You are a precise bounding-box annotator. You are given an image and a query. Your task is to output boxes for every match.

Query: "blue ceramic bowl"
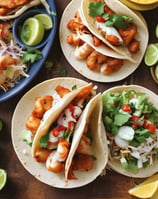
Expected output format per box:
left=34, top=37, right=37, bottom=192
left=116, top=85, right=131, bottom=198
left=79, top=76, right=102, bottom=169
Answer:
left=13, top=8, right=52, bottom=49
left=0, top=0, right=57, bottom=102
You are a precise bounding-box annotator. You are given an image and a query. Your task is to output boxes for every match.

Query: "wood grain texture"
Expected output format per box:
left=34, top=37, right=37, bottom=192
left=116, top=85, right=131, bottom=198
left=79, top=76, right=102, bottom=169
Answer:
left=0, top=1, right=157, bottom=198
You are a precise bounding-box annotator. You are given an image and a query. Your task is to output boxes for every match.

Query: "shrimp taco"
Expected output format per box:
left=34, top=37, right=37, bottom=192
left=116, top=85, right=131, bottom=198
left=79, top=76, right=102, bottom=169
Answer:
left=102, top=85, right=158, bottom=178
left=60, top=0, right=147, bottom=82
left=80, top=0, right=148, bottom=63
left=12, top=77, right=108, bottom=188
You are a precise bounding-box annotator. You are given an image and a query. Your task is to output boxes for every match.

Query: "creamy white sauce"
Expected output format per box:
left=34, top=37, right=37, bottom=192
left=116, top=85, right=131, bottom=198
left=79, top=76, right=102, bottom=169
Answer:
left=96, top=22, right=123, bottom=44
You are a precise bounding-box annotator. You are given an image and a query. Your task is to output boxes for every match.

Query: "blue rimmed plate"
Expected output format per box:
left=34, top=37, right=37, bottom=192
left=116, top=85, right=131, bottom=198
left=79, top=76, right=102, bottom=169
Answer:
left=0, top=0, right=57, bottom=102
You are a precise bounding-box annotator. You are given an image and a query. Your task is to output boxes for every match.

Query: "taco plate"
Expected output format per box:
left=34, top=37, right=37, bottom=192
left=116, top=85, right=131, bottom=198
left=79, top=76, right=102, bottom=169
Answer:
left=59, top=0, right=148, bottom=82
left=102, top=85, right=158, bottom=178
left=11, top=77, right=108, bottom=188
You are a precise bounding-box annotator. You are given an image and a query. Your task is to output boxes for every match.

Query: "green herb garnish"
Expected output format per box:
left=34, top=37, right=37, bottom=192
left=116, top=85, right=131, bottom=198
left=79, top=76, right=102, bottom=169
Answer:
left=22, top=48, right=42, bottom=63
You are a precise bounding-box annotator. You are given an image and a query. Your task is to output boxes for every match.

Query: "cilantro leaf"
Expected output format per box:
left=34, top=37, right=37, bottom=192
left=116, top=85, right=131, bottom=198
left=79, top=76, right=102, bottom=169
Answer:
left=22, top=48, right=42, bottom=64
left=105, top=14, right=133, bottom=28
left=114, top=113, right=131, bottom=126
left=40, top=134, right=49, bottom=148
left=60, top=66, right=67, bottom=75
left=89, top=1, right=104, bottom=17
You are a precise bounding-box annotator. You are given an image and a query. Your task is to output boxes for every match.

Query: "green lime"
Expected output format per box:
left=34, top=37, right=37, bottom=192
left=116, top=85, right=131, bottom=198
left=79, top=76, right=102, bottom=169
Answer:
left=155, top=24, right=158, bottom=39
left=0, top=169, right=7, bottom=190
left=34, top=14, right=53, bottom=30
left=20, top=17, right=45, bottom=46
left=155, top=64, right=158, bottom=80
left=144, top=44, right=158, bottom=66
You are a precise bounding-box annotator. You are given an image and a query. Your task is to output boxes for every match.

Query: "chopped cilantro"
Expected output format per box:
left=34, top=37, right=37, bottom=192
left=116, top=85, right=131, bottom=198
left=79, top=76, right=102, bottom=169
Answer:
left=89, top=1, right=133, bottom=29
left=60, top=66, right=67, bottom=75
left=40, top=134, right=49, bottom=148
left=45, top=60, right=54, bottom=70
left=89, top=1, right=104, bottom=17
left=22, top=48, right=42, bottom=64
left=72, top=84, right=77, bottom=90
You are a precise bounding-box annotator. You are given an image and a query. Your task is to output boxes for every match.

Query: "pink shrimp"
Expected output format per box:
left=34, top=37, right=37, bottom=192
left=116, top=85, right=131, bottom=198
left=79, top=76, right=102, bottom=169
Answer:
left=75, top=43, right=94, bottom=60
left=86, top=50, right=108, bottom=71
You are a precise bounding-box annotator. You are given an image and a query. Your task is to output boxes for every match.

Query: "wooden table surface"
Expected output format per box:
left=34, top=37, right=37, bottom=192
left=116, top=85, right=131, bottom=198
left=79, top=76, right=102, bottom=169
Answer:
left=0, top=1, right=158, bottom=199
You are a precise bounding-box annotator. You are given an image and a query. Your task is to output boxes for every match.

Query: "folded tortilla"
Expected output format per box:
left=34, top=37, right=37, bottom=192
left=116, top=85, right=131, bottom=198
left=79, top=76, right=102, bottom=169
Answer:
left=59, top=0, right=148, bottom=82
left=102, top=85, right=158, bottom=178
left=27, top=78, right=108, bottom=187
left=80, top=0, right=148, bottom=63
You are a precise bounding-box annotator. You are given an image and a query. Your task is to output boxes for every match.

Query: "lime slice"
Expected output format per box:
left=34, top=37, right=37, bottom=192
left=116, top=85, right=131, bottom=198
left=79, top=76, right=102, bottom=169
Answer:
left=155, top=24, right=158, bottom=39
left=20, top=17, right=45, bottom=46
left=155, top=64, right=158, bottom=80
left=144, top=44, right=158, bottom=66
left=0, top=169, right=7, bottom=190
left=34, top=14, right=53, bottom=30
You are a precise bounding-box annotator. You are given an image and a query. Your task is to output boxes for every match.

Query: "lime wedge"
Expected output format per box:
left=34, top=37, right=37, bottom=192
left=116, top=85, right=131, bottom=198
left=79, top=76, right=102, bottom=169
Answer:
left=144, top=44, right=158, bottom=66
left=0, top=169, right=7, bottom=190
left=155, top=24, right=158, bottom=39
left=20, top=17, right=44, bottom=46
left=34, top=14, right=53, bottom=30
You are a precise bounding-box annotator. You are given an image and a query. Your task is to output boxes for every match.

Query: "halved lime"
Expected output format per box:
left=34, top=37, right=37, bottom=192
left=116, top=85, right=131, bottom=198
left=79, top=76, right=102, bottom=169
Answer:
left=144, top=44, right=158, bottom=66
left=0, top=169, right=7, bottom=190
left=34, top=14, right=53, bottom=30
left=20, top=17, right=45, bottom=46
left=155, top=24, right=158, bottom=39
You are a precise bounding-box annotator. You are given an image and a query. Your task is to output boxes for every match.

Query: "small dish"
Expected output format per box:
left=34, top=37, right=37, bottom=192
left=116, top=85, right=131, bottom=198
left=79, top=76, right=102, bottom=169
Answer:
left=150, top=66, right=158, bottom=84
left=0, top=0, right=57, bottom=102
left=13, top=8, right=52, bottom=49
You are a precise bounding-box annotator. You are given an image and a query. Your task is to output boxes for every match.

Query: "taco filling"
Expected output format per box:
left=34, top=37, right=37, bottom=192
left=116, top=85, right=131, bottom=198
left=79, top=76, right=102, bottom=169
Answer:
left=23, top=83, right=96, bottom=179
left=66, top=11, right=124, bottom=75
left=88, top=0, right=140, bottom=54
left=102, top=89, right=158, bottom=172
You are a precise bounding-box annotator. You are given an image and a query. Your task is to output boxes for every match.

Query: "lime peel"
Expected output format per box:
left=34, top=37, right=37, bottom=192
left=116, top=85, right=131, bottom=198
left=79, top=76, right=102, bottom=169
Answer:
left=144, top=44, right=158, bottom=66
left=0, top=169, right=7, bottom=190
left=20, top=17, right=45, bottom=46
left=34, top=14, right=53, bottom=30
left=155, top=24, right=158, bottom=39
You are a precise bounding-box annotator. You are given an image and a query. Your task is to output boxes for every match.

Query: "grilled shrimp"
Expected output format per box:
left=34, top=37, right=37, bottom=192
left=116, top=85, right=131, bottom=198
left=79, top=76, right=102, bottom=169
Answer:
left=128, top=39, right=140, bottom=54
left=32, top=95, right=53, bottom=118
left=34, top=148, right=51, bottom=162
left=25, top=115, right=41, bottom=134
left=75, top=43, right=94, bottom=60
left=66, top=33, right=82, bottom=46
left=100, top=57, right=123, bottom=75
left=67, top=19, right=86, bottom=32
left=76, top=135, right=92, bottom=155
left=86, top=50, right=108, bottom=71
left=118, top=23, right=137, bottom=46
left=0, top=53, right=16, bottom=70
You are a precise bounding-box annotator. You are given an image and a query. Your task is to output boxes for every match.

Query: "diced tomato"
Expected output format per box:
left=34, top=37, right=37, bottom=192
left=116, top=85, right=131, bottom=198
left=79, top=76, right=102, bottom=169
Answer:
left=68, top=121, right=74, bottom=130
left=121, top=104, right=131, bottom=112
left=52, top=126, right=67, bottom=137
left=104, top=5, right=115, bottom=14
left=131, top=115, right=143, bottom=127
left=148, top=124, right=156, bottom=133
left=55, top=85, right=71, bottom=98
left=95, top=16, right=105, bottom=23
